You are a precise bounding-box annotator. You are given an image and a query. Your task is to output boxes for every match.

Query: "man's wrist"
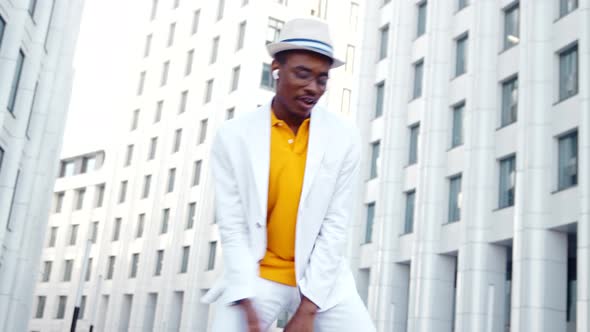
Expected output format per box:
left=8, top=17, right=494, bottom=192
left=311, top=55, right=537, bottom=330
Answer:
left=298, top=296, right=319, bottom=315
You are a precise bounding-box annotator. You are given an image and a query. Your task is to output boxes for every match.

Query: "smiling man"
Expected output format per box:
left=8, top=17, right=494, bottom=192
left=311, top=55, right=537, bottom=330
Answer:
left=204, top=18, right=375, bottom=332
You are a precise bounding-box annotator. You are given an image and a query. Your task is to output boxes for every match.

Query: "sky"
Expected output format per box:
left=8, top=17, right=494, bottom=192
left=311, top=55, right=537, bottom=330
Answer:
left=61, top=0, right=142, bottom=157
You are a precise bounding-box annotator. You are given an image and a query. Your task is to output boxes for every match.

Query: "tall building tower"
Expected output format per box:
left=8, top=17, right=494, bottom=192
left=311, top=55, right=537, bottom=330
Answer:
left=29, top=0, right=362, bottom=331
left=352, top=0, right=588, bottom=332
left=0, top=0, right=84, bottom=331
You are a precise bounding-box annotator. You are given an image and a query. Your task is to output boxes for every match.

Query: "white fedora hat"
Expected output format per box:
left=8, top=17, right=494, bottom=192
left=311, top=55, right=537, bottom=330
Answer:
left=267, top=18, right=344, bottom=68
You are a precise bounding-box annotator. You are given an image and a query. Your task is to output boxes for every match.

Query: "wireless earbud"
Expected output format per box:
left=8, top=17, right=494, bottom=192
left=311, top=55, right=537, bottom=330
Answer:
left=272, top=69, right=280, bottom=80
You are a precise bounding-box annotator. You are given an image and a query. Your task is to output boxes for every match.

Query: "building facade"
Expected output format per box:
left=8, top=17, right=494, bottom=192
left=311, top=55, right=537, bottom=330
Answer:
left=0, top=0, right=84, bottom=331
left=29, top=0, right=362, bottom=331
left=352, top=0, right=588, bottom=332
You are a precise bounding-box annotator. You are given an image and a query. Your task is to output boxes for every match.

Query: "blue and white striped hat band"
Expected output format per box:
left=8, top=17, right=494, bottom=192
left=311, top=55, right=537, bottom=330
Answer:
left=266, top=18, right=345, bottom=68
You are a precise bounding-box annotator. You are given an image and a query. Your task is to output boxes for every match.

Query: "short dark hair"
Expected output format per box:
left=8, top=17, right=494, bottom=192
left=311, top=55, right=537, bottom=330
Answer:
left=273, top=50, right=333, bottom=66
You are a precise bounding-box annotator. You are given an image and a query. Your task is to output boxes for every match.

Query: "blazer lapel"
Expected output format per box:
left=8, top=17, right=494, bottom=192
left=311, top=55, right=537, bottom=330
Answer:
left=300, top=108, right=327, bottom=205
left=247, top=104, right=271, bottom=222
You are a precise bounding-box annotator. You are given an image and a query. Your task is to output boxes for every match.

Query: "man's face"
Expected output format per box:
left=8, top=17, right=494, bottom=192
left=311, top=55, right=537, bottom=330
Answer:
left=272, top=51, right=332, bottom=118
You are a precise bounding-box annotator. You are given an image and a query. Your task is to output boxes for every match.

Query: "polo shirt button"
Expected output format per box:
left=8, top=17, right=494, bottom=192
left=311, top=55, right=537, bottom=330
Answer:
left=288, top=139, right=294, bottom=144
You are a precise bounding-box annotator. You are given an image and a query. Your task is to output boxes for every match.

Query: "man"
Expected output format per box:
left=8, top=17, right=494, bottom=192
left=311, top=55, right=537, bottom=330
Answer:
left=203, top=18, right=375, bottom=332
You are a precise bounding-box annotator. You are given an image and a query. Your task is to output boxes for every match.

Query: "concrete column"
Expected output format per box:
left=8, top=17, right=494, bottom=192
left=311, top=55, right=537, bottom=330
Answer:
left=367, top=0, right=414, bottom=330
left=407, top=2, right=455, bottom=332
left=511, top=1, right=568, bottom=331
left=454, top=1, right=507, bottom=331
left=576, top=0, right=590, bottom=330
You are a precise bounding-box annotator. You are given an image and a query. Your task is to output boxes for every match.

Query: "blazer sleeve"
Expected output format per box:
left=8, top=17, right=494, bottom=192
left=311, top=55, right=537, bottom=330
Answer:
left=298, top=132, right=361, bottom=310
left=210, top=130, right=257, bottom=305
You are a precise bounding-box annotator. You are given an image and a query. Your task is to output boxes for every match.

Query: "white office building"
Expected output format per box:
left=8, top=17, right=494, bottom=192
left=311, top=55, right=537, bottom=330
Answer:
left=29, top=0, right=362, bottom=331
left=352, top=0, right=588, bottom=332
left=0, top=0, right=84, bottom=331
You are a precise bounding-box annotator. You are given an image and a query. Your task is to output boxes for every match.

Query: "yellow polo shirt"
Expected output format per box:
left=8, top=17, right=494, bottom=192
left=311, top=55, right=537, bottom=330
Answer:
left=259, top=110, right=310, bottom=286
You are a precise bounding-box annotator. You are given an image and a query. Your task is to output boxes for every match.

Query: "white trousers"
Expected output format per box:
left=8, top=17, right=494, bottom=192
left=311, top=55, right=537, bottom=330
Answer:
left=210, top=277, right=376, bottom=332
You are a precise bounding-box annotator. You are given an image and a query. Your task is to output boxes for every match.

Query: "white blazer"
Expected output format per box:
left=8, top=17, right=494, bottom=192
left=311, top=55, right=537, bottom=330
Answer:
left=203, top=102, right=361, bottom=311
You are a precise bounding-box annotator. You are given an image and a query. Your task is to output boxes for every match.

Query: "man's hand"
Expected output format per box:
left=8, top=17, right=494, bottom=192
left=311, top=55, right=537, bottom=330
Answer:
left=284, top=296, right=318, bottom=332
left=236, top=299, right=261, bottom=332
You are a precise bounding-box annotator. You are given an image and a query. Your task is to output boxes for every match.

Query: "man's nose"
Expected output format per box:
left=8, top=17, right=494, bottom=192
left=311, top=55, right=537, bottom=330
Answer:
left=304, top=79, right=320, bottom=96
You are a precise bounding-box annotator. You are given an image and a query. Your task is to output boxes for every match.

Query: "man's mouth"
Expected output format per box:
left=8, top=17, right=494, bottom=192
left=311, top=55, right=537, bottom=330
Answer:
left=297, top=96, right=317, bottom=109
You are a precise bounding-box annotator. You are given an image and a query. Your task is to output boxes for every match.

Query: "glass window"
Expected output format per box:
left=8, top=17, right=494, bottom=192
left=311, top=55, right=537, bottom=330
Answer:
left=155, top=250, right=164, bottom=276
left=69, top=224, right=79, bottom=245
left=0, top=146, right=4, bottom=174
left=167, top=168, right=176, bottom=193
left=63, top=259, right=73, bottom=281
left=137, top=71, right=146, bottom=95
left=503, top=3, right=520, bottom=49
left=90, top=221, right=98, bottom=244
left=458, top=0, right=469, bottom=10
left=559, top=45, right=578, bottom=101
left=560, top=0, right=577, bottom=17
left=130, top=253, right=139, bottom=278
left=125, top=144, right=134, bottom=166
left=192, top=10, right=200, bottom=35
left=345, top=45, right=355, bottom=73
left=161, top=208, right=170, bottom=234
left=204, top=79, right=214, bottom=103
left=217, top=0, right=225, bottom=20
left=136, top=214, right=145, bottom=238
left=85, top=258, right=92, bottom=281
left=186, top=202, right=196, bottom=229
left=404, top=190, right=416, bottom=234
left=161, top=61, right=170, bottom=86
left=180, top=246, right=190, bottom=273
left=207, top=241, right=217, bottom=270
left=7, top=50, right=25, bottom=112
left=370, top=141, right=380, bottom=179
left=499, top=155, right=516, bottom=208
left=144, top=34, right=152, bottom=57
left=350, top=2, right=359, bottom=31
left=237, top=21, right=246, bottom=50
left=260, top=63, right=276, bottom=90
left=131, top=109, right=140, bottom=131
left=79, top=296, right=87, bottom=319
left=106, top=256, right=115, bottom=279
left=409, top=124, right=420, bottom=165
left=112, top=218, right=122, bottom=241
left=417, top=1, right=427, bottom=37
left=48, top=227, right=58, bottom=247
left=173, top=128, right=182, bottom=152
left=95, top=184, right=105, bottom=208
left=74, top=188, right=86, bottom=210
left=375, top=82, right=385, bottom=118
left=81, top=156, right=96, bottom=173
left=198, top=119, right=208, bottom=144
left=231, top=66, right=240, bottom=92
left=192, top=160, right=202, bottom=186
left=451, top=102, right=464, bottom=147
left=413, top=60, right=424, bottom=99
left=455, top=34, right=468, bottom=76
left=54, top=192, right=64, bottom=213
left=379, top=25, right=389, bottom=60
left=35, top=296, right=46, bottom=318
left=173, top=0, right=180, bottom=8
left=227, top=107, right=235, bottom=120
left=185, top=49, right=194, bottom=76
left=142, top=175, right=152, bottom=198
left=365, top=203, right=375, bottom=243
left=119, top=181, right=128, bottom=203
left=448, top=175, right=462, bottom=223
left=148, top=137, right=158, bottom=160
left=167, top=22, right=176, bottom=47
left=266, top=18, right=284, bottom=44
left=155, top=100, right=163, bottom=122
left=501, top=76, right=518, bottom=126
left=210, top=36, right=220, bottom=64
left=0, top=15, right=7, bottom=49
left=558, top=131, right=578, bottom=190
left=150, top=0, right=158, bottom=20
left=42, top=261, right=52, bottom=282
left=56, top=296, right=67, bottom=319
